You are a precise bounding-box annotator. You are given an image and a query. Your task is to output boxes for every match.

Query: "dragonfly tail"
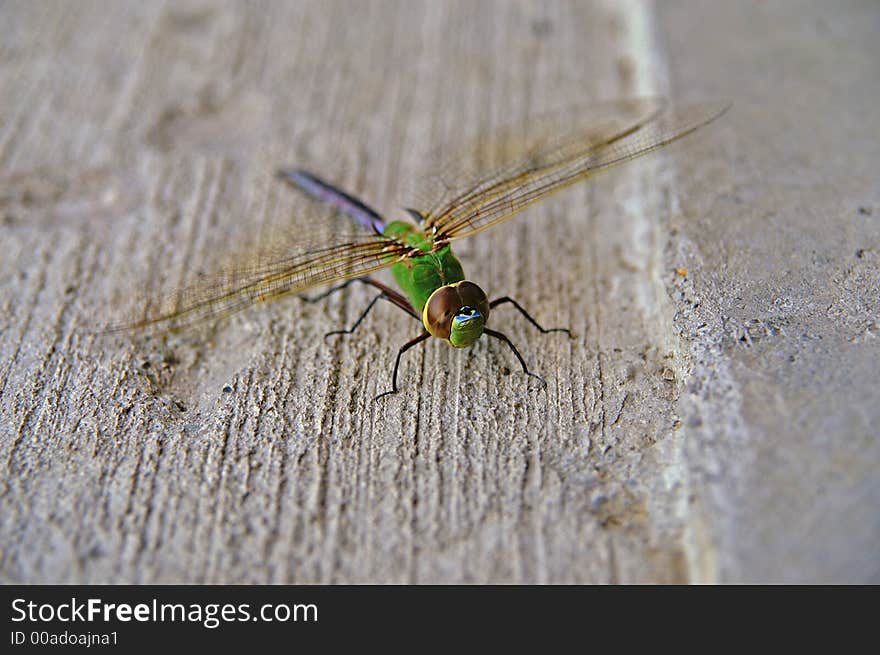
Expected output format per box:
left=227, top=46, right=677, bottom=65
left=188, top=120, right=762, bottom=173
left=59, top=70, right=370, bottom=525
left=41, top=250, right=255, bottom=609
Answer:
left=276, top=168, right=387, bottom=234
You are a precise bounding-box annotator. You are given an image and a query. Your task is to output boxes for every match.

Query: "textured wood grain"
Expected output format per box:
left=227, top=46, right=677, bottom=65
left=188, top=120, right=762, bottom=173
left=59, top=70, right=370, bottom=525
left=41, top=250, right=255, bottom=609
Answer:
left=3, top=1, right=876, bottom=583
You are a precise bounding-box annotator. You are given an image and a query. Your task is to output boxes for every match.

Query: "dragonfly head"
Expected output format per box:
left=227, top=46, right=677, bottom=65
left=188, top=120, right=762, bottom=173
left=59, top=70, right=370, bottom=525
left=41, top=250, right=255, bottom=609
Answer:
left=423, top=281, right=490, bottom=348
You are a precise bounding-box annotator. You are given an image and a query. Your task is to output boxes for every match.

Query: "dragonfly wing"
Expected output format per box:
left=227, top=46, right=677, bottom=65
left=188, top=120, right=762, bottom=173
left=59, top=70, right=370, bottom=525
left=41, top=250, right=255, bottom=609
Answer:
left=108, top=233, right=411, bottom=334
left=412, top=98, right=663, bottom=219
left=422, top=99, right=730, bottom=243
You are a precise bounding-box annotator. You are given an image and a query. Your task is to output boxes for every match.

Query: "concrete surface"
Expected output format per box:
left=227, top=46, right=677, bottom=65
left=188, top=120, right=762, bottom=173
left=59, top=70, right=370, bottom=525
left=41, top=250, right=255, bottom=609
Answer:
left=0, top=1, right=877, bottom=583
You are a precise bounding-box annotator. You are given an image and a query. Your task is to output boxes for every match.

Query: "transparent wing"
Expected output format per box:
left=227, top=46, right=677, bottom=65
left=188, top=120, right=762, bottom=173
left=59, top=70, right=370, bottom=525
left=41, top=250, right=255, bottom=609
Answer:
left=106, top=232, right=411, bottom=334
left=406, top=98, right=664, bottom=219
left=421, top=98, right=730, bottom=243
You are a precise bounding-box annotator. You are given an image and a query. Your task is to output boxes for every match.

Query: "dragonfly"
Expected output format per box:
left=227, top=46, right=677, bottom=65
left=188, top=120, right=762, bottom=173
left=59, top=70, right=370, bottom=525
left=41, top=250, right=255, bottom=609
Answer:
left=119, top=98, right=730, bottom=399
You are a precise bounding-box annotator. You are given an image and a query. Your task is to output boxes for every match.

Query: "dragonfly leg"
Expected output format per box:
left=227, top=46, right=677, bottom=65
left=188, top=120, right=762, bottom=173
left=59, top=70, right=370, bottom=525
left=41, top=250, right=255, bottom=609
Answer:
left=324, top=293, right=385, bottom=339
left=300, top=278, right=358, bottom=303
left=483, top=327, right=547, bottom=390
left=489, top=297, right=574, bottom=338
left=355, top=278, right=420, bottom=319
left=301, top=277, right=419, bottom=320
left=375, top=331, right=431, bottom=401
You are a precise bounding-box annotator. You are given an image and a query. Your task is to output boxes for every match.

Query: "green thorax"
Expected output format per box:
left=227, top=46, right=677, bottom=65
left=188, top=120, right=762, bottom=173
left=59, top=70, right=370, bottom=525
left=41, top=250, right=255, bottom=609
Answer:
left=383, top=220, right=465, bottom=313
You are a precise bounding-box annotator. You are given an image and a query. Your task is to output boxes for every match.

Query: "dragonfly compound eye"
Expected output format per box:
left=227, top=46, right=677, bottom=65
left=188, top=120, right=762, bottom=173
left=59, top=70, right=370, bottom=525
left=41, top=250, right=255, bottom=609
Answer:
left=423, top=281, right=490, bottom=347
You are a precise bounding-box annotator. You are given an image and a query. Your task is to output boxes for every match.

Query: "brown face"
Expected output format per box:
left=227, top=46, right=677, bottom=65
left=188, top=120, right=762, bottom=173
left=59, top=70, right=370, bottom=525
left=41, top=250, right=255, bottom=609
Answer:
left=422, top=281, right=490, bottom=346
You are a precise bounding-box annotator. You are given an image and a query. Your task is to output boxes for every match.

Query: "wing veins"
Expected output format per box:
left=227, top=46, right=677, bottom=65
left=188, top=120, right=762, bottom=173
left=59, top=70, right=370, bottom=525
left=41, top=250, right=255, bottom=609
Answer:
left=115, top=237, right=412, bottom=334
left=424, top=102, right=665, bottom=231
left=426, top=100, right=729, bottom=242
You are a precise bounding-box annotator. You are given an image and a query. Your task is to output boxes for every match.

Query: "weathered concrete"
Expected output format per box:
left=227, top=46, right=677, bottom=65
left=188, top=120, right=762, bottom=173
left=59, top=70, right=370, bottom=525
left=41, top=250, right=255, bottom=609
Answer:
left=0, top=0, right=876, bottom=583
left=660, top=0, right=880, bottom=583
